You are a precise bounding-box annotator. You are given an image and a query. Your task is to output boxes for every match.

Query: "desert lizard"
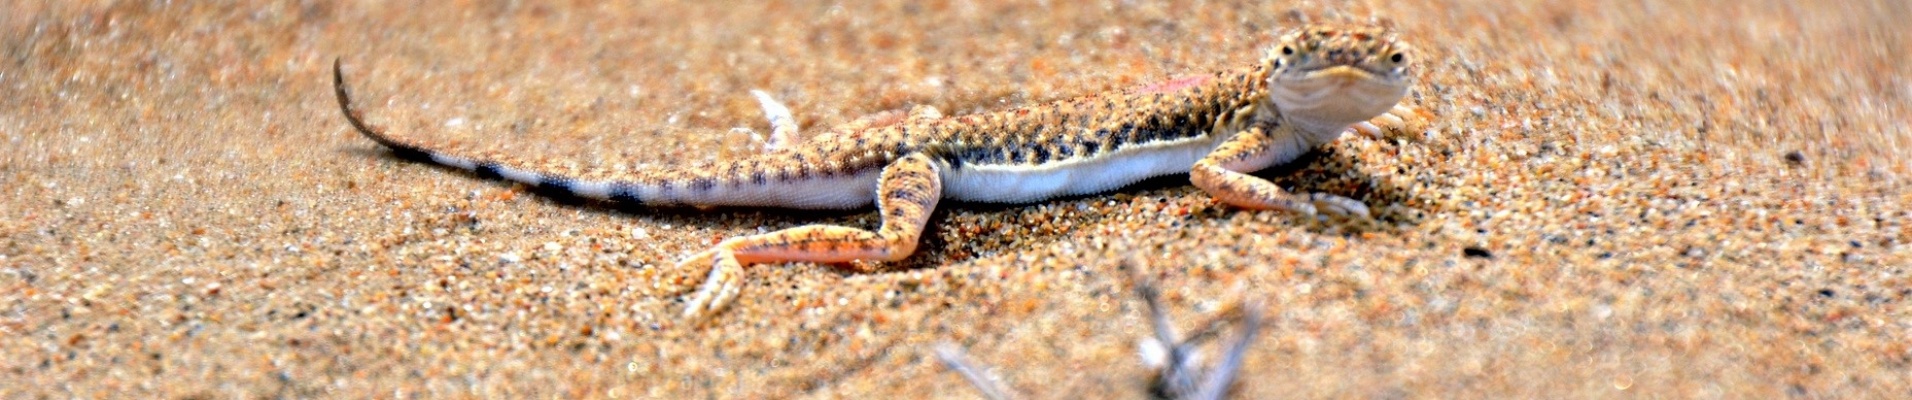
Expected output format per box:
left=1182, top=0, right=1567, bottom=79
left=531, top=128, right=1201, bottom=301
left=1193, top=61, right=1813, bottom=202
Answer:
left=331, top=24, right=1426, bottom=319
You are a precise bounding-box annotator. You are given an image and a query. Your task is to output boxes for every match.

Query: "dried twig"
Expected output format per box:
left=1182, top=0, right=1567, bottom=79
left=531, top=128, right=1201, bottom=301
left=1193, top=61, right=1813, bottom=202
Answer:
left=1133, top=261, right=1266, bottom=400
left=933, top=342, right=1019, bottom=400
left=933, top=259, right=1268, bottom=399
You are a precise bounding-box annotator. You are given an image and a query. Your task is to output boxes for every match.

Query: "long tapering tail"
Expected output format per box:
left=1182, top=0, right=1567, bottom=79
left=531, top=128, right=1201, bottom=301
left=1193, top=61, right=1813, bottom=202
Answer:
left=329, top=59, right=877, bottom=209
left=331, top=59, right=646, bottom=204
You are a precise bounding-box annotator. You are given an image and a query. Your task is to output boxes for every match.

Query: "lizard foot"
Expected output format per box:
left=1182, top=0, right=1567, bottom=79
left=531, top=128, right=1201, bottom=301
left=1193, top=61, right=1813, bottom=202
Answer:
left=1306, top=192, right=1371, bottom=219
left=677, top=249, right=745, bottom=320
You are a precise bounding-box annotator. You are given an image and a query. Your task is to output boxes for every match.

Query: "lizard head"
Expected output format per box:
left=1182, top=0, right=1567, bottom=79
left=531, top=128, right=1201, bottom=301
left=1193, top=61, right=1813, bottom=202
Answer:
left=1262, top=25, right=1413, bottom=136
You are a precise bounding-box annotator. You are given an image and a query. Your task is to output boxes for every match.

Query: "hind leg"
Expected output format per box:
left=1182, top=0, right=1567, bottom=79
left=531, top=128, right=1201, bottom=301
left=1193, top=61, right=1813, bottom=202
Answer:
left=747, top=90, right=943, bottom=151
left=676, top=152, right=945, bottom=319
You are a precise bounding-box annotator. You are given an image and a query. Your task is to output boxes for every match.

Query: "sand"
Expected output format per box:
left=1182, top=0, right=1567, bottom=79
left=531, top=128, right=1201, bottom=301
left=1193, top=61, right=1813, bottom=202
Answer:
left=3, top=0, right=1908, bottom=397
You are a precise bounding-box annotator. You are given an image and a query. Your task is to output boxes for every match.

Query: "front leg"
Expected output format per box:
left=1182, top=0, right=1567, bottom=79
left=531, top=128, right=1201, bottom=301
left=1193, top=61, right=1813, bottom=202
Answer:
left=1190, top=126, right=1370, bottom=218
left=678, top=152, right=944, bottom=319
left=1346, top=103, right=1432, bottom=140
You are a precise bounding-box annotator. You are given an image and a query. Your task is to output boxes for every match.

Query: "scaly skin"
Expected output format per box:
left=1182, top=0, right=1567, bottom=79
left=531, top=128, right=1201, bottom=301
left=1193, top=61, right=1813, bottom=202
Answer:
left=331, top=24, right=1427, bottom=319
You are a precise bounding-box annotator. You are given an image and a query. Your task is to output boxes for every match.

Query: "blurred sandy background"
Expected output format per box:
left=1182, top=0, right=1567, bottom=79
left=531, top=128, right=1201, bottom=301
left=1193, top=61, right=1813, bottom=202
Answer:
left=3, top=0, right=1908, bottom=397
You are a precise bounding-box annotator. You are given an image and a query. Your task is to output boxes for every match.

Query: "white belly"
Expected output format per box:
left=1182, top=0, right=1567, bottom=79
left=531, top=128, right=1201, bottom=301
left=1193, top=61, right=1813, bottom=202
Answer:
left=940, top=135, right=1223, bottom=203
left=662, top=172, right=880, bottom=209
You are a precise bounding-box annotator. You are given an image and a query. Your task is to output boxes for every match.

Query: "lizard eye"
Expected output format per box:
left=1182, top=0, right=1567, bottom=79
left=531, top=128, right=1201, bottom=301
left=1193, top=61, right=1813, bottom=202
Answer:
left=1280, top=46, right=1294, bottom=55
left=1390, top=52, right=1405, bottom=63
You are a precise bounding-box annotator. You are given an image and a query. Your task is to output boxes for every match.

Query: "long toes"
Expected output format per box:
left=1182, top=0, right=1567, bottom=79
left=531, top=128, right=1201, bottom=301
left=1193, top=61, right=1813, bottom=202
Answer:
left=1308, top=193, right=1371, bottom=219
left=1348, top=121, right=1385, bottom=139
left=678, top=251, right=743, bottom=319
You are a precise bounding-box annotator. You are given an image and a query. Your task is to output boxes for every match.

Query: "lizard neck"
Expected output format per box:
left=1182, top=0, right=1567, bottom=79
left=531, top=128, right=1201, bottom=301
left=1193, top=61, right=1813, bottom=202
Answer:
left=1282, top=115, right=1356, bottom=145
left=1243, top=62, right=1354, bottom=146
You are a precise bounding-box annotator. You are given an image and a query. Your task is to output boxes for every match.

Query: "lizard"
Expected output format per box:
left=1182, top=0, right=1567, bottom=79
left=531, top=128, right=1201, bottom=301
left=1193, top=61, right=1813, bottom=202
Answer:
left=331, top=24, right=1426, bottom=319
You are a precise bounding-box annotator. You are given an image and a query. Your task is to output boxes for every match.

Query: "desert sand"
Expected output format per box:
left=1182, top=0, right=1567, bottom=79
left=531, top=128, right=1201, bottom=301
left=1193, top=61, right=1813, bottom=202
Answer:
left=3, top=0, right=1908, bottom=397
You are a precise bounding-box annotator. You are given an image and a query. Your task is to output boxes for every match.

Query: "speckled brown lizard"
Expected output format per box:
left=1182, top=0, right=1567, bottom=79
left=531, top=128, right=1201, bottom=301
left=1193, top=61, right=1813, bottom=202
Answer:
left=332, top=24, right=1426, bottom=319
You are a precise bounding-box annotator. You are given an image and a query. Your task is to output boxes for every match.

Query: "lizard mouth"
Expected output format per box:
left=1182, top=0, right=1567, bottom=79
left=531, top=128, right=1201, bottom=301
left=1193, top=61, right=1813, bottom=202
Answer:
left=1303, top=63, right=1372, bottom=75
left=1299, top=65, right=1387, bottom=86
left=1268, top=65, right=1409, bottom=134
left=1274, top=66, right=1403, bottom=106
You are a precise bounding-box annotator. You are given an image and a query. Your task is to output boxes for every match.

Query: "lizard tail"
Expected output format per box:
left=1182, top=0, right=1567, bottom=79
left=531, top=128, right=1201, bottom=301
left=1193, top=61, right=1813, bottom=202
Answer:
left=331, top=59, right=878, bottom=209
left=331, top=58, right=650, bottom=205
